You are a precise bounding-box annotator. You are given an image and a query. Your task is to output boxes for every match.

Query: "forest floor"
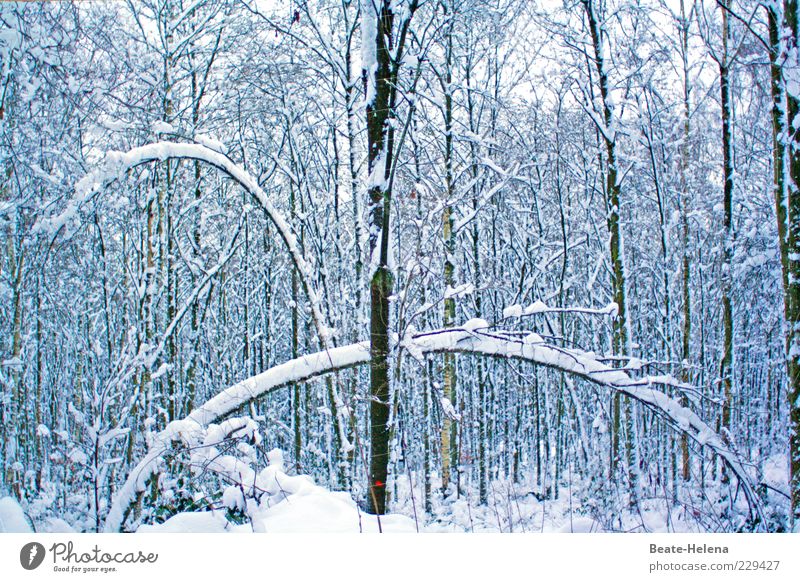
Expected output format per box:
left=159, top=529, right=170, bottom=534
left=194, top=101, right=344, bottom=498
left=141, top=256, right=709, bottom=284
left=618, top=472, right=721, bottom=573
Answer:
left=0, top=452, right=788, bottom=533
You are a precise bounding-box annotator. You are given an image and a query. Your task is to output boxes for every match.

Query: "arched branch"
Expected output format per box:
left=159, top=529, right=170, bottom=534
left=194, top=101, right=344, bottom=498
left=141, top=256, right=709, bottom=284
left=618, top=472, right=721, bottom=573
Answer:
left=409, top=327, right=764, bottom=524
left=49, top=141, right=333, bottom=347
left=59, top=142, right=354, bottom=477
left=105, top=327, right=765, bottom=531
left=104, top=342, right=371, bottom=532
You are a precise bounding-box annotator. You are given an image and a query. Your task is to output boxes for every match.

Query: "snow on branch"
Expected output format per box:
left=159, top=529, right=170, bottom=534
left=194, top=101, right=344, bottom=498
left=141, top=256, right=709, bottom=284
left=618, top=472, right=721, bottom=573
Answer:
left=188, top=343, right=371, bottom=426
left=502, top=300, right=618, bottom=319
left=409, top=327, right=764, bottom=523
left=104, top=342, right=371, bottom=532
left=61, top=141, right=352, bottom=469
left=108, top=320, right=764, bottom=530
left=453, top=161, right=521, bottom=233
left=361, top=0, right=378, bottom=106
left=50, top=141, right=333, bottom=348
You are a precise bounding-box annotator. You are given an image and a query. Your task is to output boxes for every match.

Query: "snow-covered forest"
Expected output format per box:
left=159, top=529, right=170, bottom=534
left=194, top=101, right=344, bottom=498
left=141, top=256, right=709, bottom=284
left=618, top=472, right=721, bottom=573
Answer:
left=1, top=0, right=799, bottom=533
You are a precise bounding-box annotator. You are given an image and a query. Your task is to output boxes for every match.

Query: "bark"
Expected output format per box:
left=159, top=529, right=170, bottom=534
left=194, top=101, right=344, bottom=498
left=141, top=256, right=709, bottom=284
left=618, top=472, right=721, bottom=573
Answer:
left=364, top=0, right=396, bottom=516
left=441, top=6, right=457, bottom=493
left=679, top=0, right=692, bottom=482
left=364, top=0, right=417, bottom=515
left=779, top=0, right=800, bottom=526
left=718, top=2, right=734, bottom=481
left=582, top=0, right=632, bottom=492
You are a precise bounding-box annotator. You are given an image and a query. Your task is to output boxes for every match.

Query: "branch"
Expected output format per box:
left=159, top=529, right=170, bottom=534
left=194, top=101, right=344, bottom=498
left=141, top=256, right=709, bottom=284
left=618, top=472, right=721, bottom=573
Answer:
left=48, top=141, right=333, bottom=348
left=109, top=327, right=765, bottom=531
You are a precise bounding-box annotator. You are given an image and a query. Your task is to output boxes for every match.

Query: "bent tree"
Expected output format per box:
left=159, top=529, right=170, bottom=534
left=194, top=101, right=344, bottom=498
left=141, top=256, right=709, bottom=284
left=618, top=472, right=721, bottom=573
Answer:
left=104, top=325, right=765, bottom=531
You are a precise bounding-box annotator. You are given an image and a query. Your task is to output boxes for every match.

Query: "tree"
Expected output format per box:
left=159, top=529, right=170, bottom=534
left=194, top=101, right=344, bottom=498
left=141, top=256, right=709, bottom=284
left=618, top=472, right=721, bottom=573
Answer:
left=580, top=0, right=634, bottom=494
left=774, top=0, right=800, bottom=527
left=362, top=0, right=419, bottom=516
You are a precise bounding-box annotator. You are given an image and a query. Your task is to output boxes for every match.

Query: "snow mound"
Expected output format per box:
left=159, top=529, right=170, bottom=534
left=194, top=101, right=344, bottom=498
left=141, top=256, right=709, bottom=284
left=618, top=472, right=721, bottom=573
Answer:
left=39, top=517, right=76, bottom=533
left=139, top=491, right=415, bottom=534
left=763, top=454, right=789, bottom=493
left=254, top=489, right=415, bottom=533
left=523, top=300, right=548, bottom=315
left=462, top=318, right=488, bottom=332
left=0, top=496, right=32, bottom=532
left=557, top=517, right=599, bottom=533
left=138, top=511, right=250, bottom=533
left=137, top=449, right=416, bottom=533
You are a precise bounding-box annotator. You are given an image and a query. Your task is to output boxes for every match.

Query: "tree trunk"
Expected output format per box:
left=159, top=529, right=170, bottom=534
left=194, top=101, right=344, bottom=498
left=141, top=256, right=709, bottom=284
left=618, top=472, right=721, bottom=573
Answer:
left=582, top=0, right=632, bottom=494
left=777, top=0, right=800, bottom=527
left=364, top=0, right=395, bottom=516
left=679, top=0, right=692, bottom=482
left=363, top=0, right=416, bottom=515
left=718, top=2, right=734, bottom=485
left=440, top=8, right=457, bottom=494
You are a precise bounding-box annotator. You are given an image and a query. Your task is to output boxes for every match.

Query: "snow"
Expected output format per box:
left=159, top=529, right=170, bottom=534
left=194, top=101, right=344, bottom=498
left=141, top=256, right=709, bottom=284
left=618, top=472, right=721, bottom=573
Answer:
left=138, top=511, right=249, bottom=533
left=140, top=495, right=416, bottom=533
left=504, top=300, right=615, bottom=318
left=98, top=116, right=132, bottom=131
left=0, top=497, right=32, bottom=533
left=361, top=0, right=378, bottom=106
left=461, top=318, right=488, bottom=332
left=366, top=148, right=388, bottom=191
left=150, top=362, right=171, bottom=381
left=454, top=167, right=518, bottom=233
left=136, top=448, right=416, bottom=533
left=99, top=427, right=130, bottom=448
left=57, top=142, right=333, bottom=354
left=440, top=397, right=460, bottom=420
left=408, top=328, right=762, bottom=518
left=785, top=46, right=800, bottom=100
left=105, top=343, right=371, bottom=532
left=195, top=134, right=226, bottom=153
left=188, top=342, right=371, bottom=426
left=627, top=357, right=643, bottom=371
left=523, top=300, right=548, bottom=315
left=68, top=448, right=88, bottom=465
left=763, top=453, right=789, bottom=494
left=151, top=121, right=175, bottom=134
left=558, top=517, right=597, bottom=533
left=2, top=0, right=787, bottom=538
left=222, top=487, right=246, bottom=512
left=0, top=27, right=22, bottom=55
left=40, top=518, right=76, bottom=533
left=523, top=332, right=544, bottom=345
left=1, top=356, right=23, bottom=368
left=391, top=472, right=708, bottom=533
left=444, top=283, right=474, bottom=299
left=252, top=490, right=415, bottom=533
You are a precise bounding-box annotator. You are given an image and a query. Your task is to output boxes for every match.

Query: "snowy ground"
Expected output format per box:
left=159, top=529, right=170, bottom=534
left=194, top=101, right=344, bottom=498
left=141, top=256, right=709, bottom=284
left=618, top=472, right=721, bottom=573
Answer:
left=1, top=449, right=787, bottom=533
left=0, top=477, right=750, bottom=534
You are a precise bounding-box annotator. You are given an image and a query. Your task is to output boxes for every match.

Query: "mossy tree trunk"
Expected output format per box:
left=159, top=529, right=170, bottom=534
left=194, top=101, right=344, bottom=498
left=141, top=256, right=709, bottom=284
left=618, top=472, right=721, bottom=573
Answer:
left=363, top=0, right=417, bottom=515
